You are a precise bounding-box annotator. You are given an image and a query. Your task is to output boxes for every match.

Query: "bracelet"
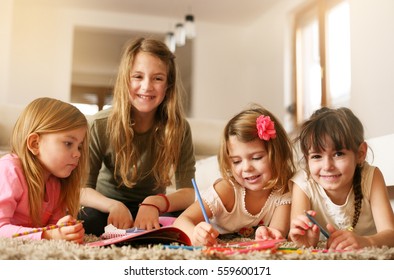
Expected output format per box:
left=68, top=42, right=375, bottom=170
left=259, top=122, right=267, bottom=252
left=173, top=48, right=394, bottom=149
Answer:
left=138, top=203, right=161, bottom=213
left=157, top=194, right=170, bottom=213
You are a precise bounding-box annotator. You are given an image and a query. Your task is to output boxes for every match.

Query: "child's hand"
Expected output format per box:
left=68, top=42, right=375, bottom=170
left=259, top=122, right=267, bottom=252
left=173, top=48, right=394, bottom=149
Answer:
left=289, top=211, right=320, bottom=247
left=326, top=224, right=367, bottom=250
left=255, top=226, right=283, bottom=240
left=107, top=201, right=133, bottom=229
left=191, top=222, right=219, bottom=246
left=43, top=215, right=85, bottom=243
left=134, top=205, right=161, bottom=230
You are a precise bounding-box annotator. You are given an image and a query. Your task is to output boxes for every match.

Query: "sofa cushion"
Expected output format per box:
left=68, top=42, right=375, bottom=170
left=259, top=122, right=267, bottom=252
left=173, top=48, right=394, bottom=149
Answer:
left=367, top=133, right=394, bottom=186
left=195, top=155, right=221, bottom=192
left=187, top=118, right=226, bottom=159
left=0, top=103, right=25, bottom=147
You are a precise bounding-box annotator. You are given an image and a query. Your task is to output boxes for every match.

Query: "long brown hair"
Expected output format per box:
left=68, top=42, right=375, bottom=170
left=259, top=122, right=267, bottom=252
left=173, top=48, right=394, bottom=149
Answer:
left=218, top=104, right=295, bottom=193
left=107, top=37, right=186, bottom=188
left=297, top=107, right=365, bottom=228
left=11, top=97, right=89, bottom=226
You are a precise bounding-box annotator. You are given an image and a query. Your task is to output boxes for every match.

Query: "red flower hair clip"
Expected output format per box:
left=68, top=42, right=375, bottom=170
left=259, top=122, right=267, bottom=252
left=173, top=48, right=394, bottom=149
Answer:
left=256, top=115, right=276, bottom=141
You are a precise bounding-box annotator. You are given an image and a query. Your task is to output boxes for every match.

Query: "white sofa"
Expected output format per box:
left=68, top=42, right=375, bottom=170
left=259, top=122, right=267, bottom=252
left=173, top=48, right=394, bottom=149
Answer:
left=366, top=133, right=394, bottom=186
left=186, top=118, right=224, bottom=190
left=0, top=103, right=26, bottom=155
left=0, top=104, right=226, bottom=154
left=367, top=133, right=394, bottom=210
left=0, top=103, right=224, bottom=191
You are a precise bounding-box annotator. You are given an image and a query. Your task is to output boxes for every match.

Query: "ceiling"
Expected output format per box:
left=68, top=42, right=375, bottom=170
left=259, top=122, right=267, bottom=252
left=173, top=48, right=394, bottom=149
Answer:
left=36, top=0, right=278, bottom=25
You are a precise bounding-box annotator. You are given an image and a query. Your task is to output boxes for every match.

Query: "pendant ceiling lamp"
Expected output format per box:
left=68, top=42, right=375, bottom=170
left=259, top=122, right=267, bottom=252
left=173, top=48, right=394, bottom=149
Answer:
left=164, top=32, right=176, bottom=53
left=175, top=23, right=186, bottom=47
left=185, top=14, right=196, bottom=39
left=164, top=13, right=196, bottom=53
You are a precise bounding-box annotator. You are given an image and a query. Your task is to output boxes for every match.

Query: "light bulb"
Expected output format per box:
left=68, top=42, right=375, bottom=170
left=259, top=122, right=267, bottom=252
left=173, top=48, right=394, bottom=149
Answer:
left=185, top=14, right=196, bottom=39
left=175, top=23, right=186, bottom=46
left=165, top=32, right=176, bottom=53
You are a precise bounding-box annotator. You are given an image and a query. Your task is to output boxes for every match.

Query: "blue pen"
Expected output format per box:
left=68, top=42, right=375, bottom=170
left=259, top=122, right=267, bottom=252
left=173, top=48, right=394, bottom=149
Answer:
left=191, top=178, right=210, bottom=224
left=305, top=211, right=330, bottom=239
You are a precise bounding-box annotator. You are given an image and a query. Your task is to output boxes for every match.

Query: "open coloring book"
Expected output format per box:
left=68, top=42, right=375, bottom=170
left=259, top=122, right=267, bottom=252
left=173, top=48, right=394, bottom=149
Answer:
left=86, top=217, right=191, bottom=247
left=86, top=216, right=285, bottom=252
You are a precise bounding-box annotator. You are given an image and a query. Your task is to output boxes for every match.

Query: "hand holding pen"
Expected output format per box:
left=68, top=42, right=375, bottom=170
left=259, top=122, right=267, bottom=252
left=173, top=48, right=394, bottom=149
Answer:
left=289, top=210, right=326, bottom=248
left=12, top=220, right=84, bottom=238
left=13, top=215, right=85, bottom=243
left=305, top=211, right=330, bottom=239
left=191, top=178, right=219, bottom=246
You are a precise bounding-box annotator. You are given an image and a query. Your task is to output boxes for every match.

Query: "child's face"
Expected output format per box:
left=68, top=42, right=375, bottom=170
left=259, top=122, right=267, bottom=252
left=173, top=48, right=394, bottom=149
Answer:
left=307, top=137, right=358, bottom=197
left=129, top=52, right=167, bottom=117
left=35, top=127, right=86, bottom=180
left=227, top=136, right=272, bottom=191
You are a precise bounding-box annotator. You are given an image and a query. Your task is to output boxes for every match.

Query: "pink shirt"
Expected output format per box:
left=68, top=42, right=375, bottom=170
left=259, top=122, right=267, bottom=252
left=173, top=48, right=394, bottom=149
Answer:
left=0, top=154, right=65, bottom=239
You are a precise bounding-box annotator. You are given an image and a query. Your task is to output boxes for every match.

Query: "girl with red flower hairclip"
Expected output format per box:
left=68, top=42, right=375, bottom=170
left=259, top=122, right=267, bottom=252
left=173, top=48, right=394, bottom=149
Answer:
left=174, top=104, right=295, bottom=246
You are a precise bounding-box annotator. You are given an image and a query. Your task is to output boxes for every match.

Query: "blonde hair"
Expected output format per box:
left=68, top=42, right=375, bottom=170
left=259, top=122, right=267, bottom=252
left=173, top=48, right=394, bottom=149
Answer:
left=108, top=37, right=186, bottom=188
left=218, top=104, right=295, bottom=193
left=11, top=97, right=89, bottom=226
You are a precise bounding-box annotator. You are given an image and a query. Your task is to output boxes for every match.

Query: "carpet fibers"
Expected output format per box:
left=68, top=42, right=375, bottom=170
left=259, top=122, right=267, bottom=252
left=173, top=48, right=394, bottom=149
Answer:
left=1, top=235, right=393, bottom=260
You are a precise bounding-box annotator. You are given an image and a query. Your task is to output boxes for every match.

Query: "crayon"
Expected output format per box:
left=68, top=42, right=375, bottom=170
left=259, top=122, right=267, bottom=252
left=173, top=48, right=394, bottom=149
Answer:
left=12, top=220, right=83, bottom=238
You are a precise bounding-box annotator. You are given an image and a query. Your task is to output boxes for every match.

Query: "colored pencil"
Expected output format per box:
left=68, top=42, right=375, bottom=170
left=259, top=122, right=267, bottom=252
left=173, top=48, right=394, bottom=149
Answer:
left=191, top=178, right=210, bottom=224
left=305, top=212, right=330, bottom=239
left=162, top=244, right=203, bottom=250
left=12, top=220, right=83, bottom=238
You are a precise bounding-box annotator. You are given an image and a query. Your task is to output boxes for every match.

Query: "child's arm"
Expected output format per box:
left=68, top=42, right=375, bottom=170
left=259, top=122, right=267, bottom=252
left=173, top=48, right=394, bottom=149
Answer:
left=327, top=168, right=394, bottom=249
left=80, top=187, right=133, bottom=229
left=174, top=180, right=234, bottom=246
left=288, top=183, right=320, bottom=247
left=134, top=188, right=195, bottom=230
left=0, top=161, right=43, bottom=239
left=257, top=203, right=291, bottom=240
left=0, top=221, right=44, bottom=240
left=173, top=200, right=218, bottom=246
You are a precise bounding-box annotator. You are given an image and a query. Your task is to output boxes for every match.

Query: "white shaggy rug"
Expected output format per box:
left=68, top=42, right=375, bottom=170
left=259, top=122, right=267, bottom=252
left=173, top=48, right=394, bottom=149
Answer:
left=1, top=235, right=393, bottom=260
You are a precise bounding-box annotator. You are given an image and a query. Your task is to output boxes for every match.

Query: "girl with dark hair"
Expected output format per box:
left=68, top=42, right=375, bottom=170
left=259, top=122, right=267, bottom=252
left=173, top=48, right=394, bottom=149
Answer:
left=289, top=107, right=394, bottom=249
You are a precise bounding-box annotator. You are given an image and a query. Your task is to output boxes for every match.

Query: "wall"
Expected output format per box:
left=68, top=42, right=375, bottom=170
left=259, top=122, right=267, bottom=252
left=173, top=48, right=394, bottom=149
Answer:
left=241, top=0, right=305, bottom=132
left=349, top=0, right=394, bottom=137
left=1, top=0, right=394, bottom=139
left=0, top=0, right=13, bottom=104
left=6, top=1, right=175, bottom=105
left=191, top=22, right=245, bottom=120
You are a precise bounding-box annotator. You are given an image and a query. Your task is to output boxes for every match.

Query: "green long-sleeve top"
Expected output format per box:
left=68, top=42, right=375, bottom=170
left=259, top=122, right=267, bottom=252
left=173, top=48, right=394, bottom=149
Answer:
left=86, top=108, right=196, bottom=205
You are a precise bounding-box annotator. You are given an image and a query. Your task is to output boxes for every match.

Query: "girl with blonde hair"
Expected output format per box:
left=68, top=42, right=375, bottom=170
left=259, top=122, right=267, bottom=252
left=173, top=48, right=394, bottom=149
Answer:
left=174, top=104, right=295, bottom=246
left=80, top=37, right=196, bottom=236
left=0, top=97, right=88, bottom=243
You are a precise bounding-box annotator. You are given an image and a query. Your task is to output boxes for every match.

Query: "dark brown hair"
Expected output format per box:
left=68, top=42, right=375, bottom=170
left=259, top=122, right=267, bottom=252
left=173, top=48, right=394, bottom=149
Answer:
left=297, top=107, right=365, bottom=228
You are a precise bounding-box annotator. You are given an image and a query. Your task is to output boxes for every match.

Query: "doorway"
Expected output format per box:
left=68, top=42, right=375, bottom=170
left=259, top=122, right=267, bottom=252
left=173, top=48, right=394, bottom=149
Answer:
left=71, top=27, right=192, bottom=115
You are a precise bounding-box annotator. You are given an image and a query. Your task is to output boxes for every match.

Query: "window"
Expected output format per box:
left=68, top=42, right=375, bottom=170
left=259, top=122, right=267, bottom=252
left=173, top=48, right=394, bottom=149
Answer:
left=293, top=0, right=351, bottom=125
